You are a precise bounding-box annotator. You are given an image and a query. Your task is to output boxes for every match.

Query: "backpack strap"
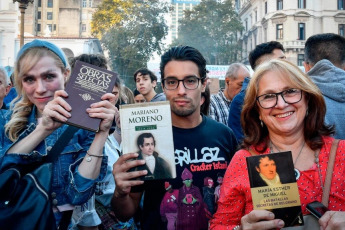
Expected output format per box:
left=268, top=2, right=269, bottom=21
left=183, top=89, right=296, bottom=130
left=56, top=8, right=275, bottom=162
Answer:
left=321, top=139, right=340, bottom=207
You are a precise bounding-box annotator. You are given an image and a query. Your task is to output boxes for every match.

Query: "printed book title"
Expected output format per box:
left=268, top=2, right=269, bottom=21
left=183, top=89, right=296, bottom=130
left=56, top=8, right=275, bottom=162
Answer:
left=75, top=65, right=113, bottom=93
left=129, top=108, right=163, bottom=123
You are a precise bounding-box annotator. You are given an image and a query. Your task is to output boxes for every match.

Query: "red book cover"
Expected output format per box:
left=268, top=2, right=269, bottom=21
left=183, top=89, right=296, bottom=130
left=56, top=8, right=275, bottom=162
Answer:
left=64, top=60, right=117, bottom=132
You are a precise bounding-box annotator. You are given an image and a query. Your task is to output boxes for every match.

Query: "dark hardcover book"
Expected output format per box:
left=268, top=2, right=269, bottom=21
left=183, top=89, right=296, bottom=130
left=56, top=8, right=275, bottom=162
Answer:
left=246, top=151, right=304, bottom=227
left=120, top=101, right=176, bottom=180
left=64, top=60, right=117, bottom=132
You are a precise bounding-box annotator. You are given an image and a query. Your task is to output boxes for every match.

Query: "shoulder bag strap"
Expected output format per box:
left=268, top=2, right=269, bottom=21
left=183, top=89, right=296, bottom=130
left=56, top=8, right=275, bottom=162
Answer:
left=46, top=126, right=79, bottom=162
left=321, top=139, right=340, bottom=207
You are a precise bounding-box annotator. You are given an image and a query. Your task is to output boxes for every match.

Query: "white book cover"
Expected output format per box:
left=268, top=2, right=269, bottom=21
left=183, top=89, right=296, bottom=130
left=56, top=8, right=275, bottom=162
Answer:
left=120, top=101, right=176, bottom=180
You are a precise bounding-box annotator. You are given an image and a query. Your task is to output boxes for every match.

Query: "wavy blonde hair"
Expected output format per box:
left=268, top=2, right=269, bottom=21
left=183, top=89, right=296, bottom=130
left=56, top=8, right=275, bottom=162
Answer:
left=5, top=47, right=70, bottom=141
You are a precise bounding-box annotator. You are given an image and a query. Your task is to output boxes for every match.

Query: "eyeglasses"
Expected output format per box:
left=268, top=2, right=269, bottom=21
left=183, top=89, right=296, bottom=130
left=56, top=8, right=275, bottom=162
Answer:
left=256, top=88, right=302, bottom=109
left=162, top=76, right=202, bottom=90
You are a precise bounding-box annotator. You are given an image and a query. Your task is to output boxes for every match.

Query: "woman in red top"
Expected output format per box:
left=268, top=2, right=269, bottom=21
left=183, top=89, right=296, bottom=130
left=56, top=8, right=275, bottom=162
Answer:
left=210, top=59, right=345, bottom=230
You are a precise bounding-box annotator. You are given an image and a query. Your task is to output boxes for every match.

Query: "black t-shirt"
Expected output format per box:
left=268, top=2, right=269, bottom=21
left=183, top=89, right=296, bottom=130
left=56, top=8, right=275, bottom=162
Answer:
left=133, top=115, right=238, bottom=230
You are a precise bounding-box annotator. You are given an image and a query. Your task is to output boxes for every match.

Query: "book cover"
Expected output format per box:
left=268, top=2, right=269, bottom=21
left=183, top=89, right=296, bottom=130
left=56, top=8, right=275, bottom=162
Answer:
left=246, top=151, right=303, bottom=227
left=64, top=60, right=118, bottom=132
left=120, top=101, right=176, bottom=180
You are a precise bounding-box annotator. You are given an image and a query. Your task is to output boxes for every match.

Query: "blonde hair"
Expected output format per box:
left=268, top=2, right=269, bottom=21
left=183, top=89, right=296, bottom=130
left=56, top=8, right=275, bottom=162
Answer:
left=241, top=59, right=334, bottom=152
left=5, top=47, right=70, bottom=141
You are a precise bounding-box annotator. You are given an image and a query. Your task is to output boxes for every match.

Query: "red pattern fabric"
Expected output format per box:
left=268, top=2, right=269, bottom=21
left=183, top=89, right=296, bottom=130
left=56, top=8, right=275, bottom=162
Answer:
left=210, top=136, right=345, bottom=229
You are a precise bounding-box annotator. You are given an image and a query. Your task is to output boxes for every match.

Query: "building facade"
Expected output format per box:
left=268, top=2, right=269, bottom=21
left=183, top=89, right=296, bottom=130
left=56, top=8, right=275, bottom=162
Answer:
left=24, top=0, right=102, bottom=38
left=236, top=0, right=345, bottom=66
left=169, top=0, right=201, bottom=41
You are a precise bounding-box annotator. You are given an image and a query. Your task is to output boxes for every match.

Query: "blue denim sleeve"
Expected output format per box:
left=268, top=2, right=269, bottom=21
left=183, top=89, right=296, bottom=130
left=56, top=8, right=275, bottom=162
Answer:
left=63, top=129, right=108, bottom=205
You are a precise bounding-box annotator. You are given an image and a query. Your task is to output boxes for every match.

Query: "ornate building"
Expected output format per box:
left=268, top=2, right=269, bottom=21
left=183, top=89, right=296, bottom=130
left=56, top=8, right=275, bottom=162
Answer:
left=236, top=0, right=345, bottom=66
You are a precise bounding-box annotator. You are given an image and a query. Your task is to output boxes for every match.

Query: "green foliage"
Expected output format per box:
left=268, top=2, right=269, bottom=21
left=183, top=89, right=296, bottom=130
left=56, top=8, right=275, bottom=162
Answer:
left=94, top=0, right=168, bottom=88
left=172, top=0, right=244, bottom=65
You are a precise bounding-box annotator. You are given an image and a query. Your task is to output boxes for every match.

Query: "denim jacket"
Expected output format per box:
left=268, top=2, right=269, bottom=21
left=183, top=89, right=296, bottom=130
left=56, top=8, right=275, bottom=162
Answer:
left=0, top=106, right=108, bottom=207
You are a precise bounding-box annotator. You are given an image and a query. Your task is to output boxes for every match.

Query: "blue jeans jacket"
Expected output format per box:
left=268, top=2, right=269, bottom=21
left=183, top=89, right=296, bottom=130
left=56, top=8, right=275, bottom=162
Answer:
left=0, top=107, right=107, bottom=208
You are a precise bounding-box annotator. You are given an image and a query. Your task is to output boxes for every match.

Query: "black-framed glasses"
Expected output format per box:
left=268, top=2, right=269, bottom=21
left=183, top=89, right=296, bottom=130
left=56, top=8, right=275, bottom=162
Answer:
left=162, top=76, right=202, bottom=90
left=256, top=88, right=302, bottom=109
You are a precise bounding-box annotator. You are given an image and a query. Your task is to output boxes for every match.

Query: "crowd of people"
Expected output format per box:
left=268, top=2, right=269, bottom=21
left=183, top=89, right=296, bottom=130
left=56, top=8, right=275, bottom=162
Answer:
left=0, top=32, right=345, bottom=230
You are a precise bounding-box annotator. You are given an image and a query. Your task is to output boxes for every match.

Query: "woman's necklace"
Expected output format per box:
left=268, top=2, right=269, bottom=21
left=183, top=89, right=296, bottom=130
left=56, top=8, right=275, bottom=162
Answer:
left=270, top=141, right=305, bottom=180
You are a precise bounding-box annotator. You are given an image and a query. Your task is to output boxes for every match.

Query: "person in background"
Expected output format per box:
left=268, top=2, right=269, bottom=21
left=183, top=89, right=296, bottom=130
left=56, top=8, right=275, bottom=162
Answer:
left=200, top=84, right=210, bottom=116
left=209, top=63, right=249, bottom=126
left=304, top=33, right=345, bottom=139
left=133, top=88, right=146, bottom=103
left=0, top=40, right=115, bottom=227
left=134, top=67, right=166, bottom=102
left=3, top=66, right=17, bottom=108
left=122, top=86, right=135, bottom=104
left=210, top=59, right=345, bottom=230
left=228, top=41, right=285, bottom=143
left=111, top=46, right=238, bottom=230
left=0, top=67, right=10, bottom=110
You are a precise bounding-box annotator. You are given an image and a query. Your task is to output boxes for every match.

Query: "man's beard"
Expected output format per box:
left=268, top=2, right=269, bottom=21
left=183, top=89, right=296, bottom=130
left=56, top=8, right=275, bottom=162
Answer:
left=171, top=102, right=197, bottom=117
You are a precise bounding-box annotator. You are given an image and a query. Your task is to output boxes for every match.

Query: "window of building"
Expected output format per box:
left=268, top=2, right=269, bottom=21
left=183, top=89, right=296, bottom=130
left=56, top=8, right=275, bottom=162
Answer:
left=298, top=0, right=306, bottom=8
left=47, top=0, right=53, bottom=8
left=255, top=10, right=258, bottom=22
left=298, top=23, right=305, bottom=40
left=265, top=2, right=268, bottom=14
left=338, top=0, right=345, bottom=10
left=298, top=54, right=304, bottom=66
left=82, top=24, right=86, bottom=32
left=47, top=12, right=53, bottom=20
left=47, top=24, right=52, bottom=32
left=53, top=24, right=56, bottom=31
left=82, top=0, right=87, bottom=7
left=276, top=24, right=283, bottom=39
left=339, top=24, right=345, bottom=36
left=89, top=0, right=93, bottom=7
left=277, top=0, right=283, bottom=10
left=37, top=11, right=41, bottom=20
left=38, top=0, right=41, bottom=7
left=245, top=19, right=248, bottom=31
left=37, top=24, right=41, bottom=32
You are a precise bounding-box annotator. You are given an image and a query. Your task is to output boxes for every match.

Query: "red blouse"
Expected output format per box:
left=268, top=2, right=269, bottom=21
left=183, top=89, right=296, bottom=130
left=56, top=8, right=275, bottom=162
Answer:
left=210, top=137, right=345, bottom=230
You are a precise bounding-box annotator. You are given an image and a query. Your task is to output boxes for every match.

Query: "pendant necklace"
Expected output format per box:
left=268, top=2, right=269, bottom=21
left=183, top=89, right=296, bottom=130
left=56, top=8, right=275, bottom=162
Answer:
left=270, top=141, right=305, bottom=180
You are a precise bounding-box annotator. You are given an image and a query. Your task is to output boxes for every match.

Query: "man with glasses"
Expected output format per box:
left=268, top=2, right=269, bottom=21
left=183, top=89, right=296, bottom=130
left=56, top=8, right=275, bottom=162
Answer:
left=209, top=63, right=249, bottom=126
left=111, top=46, right=238, bottom=230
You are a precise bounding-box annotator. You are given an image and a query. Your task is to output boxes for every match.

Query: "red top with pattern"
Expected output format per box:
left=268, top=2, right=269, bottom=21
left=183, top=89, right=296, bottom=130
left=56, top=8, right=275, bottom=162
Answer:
left=210, top=136, right=345, bottom=229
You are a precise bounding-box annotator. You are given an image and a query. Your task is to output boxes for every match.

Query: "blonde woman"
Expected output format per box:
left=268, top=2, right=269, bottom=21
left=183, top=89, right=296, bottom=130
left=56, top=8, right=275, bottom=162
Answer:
left=1, top=40, right=115, bottom=227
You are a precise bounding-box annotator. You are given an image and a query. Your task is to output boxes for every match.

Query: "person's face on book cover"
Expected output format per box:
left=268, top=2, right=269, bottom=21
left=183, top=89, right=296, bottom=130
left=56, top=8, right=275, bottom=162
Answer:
left=162, top=60, right=205, bottom=117
left=22, top=56, right=66, bottom=115
left=256, top=156, right=277, bottom=180
left=140, top=137, right=155, bottom=156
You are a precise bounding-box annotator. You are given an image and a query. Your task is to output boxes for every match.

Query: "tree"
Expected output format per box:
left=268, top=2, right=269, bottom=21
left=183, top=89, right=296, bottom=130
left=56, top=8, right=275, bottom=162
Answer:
left=92, top=0, right=168, bottom=89
left=172, top=0, right=243, bottom=65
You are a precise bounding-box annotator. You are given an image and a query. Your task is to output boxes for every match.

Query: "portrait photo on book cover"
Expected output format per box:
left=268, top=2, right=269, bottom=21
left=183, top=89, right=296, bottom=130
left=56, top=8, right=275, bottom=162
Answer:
left=248, top=152, right=296, bottom=188
left=133, top=132, right=174, bottom=180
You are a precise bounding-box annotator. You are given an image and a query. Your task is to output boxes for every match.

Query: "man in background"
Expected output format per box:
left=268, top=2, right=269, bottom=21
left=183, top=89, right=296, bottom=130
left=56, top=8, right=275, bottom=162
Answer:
left=0, top=67, right=10, bottom=110
left=304, top=33, right=345, bottom=139
left=209, top=63, right=249, bottom=125
left=134, top=67, right=166, bottom=102
left=228, top=41, right=286, bottom=142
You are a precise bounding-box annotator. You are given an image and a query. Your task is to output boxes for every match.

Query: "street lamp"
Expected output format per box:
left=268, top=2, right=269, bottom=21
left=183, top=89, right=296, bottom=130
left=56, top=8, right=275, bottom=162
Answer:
left=13, top=0, right=34, bottom=48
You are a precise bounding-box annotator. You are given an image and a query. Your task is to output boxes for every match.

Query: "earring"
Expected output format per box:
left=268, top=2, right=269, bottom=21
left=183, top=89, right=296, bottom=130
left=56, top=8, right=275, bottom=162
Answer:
left=260, top=120, right=263, bottom=127
left=305, top=109, right=309, bottom=117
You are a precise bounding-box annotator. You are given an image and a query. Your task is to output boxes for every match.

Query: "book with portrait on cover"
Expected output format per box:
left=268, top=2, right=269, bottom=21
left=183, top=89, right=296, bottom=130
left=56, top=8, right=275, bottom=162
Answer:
left=64, top=60, right=117, bottom=132
left=246, top=151, right=303, bottom=227
left=120, top=101, right=176, bottom=180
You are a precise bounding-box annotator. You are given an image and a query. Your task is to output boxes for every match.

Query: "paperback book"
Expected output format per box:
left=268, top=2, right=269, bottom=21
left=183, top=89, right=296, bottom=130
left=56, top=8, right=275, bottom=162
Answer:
left=64, top=60, right=118, bottom=132
left=120, top=101, right=176, bottom=180
left=246, top=151, right=303, bottom=227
